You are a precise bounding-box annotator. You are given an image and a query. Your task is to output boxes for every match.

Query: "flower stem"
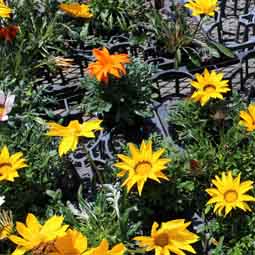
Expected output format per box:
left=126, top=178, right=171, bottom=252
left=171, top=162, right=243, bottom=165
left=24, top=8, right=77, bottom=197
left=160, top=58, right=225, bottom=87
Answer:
left=126, top=248, right=146, bottom=254
left=83, top=144, right=104, bottom=185
left=191, top=16, right=204, bottom=42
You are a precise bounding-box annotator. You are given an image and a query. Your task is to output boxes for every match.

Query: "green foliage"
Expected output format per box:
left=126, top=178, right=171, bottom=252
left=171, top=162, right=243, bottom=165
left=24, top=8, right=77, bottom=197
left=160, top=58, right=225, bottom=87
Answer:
left=80, top=58, right=154, bottom=124
left=89, top=0, right=147, bottom=36
left=145, top=6, right=233, bottom=67
left=164, top=93, right=255, bottom=253
left=0, top=114, right=67, bottom=218
left=0, top=0, right=69, bottom=80
left=61, top=185, right=141, bottom=246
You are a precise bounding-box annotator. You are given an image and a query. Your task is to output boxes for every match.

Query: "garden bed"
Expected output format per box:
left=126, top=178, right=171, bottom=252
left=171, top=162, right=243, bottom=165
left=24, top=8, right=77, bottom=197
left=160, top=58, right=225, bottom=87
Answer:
left=1, top=0, right=255, bottom=255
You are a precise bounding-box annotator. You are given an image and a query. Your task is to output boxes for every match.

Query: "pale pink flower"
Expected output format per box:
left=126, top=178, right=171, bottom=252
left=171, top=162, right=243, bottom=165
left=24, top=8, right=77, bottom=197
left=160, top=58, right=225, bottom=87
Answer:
left=0, top=90, right=15, bottom=121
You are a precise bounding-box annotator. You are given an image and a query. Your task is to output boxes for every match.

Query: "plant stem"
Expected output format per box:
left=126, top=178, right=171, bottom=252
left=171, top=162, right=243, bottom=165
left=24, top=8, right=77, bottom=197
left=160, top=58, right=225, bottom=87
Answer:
left=126, top=248, right=146, bottom=254
left=191, top=16, right=204, bottom=42
left=83, top=144, right=104, bottom=185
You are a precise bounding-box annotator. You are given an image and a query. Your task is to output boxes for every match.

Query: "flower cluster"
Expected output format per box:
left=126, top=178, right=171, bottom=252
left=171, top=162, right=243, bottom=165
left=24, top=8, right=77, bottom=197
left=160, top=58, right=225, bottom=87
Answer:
left=8, top=213, right=126, bottom=255
left=4, top=0, right=255, bottom=254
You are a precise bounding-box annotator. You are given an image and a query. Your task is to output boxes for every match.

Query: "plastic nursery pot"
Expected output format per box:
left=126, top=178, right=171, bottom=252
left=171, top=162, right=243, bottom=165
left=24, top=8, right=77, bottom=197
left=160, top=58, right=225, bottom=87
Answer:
left=154, top=0, right=165, bottom=9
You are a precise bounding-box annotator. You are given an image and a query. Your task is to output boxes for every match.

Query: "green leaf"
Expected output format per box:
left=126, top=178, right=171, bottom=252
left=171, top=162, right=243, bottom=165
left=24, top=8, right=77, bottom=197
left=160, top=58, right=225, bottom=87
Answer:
left=209, top=41, right=235, bottom=58
left=175, top=48, right=182, bottom=68
left=207, top=45, right=221, bottom=58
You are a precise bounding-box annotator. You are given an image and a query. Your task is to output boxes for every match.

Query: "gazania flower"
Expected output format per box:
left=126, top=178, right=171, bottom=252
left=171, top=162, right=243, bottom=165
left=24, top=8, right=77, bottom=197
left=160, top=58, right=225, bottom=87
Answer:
left=206, top=171, right=255, bottom=216
left=0, top=210, right=13, bottom=240
left=190, top=69, right=230, bottom=106
left=185, top=0, right=218, bottom=17
left=49, top=229, right=88, bottom=255
left=134, top=220, right=199, bottom=255
left=9, top=213, right=68, bottom=255
left=88, top=48, right=130, bottom=84
left=59, top=3, right=93, bottom=18
left=0, top=146, right=27, bottom=182
left=0, top=0, right=11, bottom=18
left=114, top=140, right=170, bottom=196
left=239, top=104, right=255, bottom=132
left=0, top=25, right=19, bottom=42
left=0, top=90, right=15, bottom=121
left=47, top=119, right=103, bottom=157
left=88, top=239, right=126, bottom=255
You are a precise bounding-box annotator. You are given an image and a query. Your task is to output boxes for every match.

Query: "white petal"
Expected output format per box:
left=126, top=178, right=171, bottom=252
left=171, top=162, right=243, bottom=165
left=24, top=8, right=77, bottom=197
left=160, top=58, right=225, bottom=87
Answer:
left=0, top=114, right=8, bottom=121
left=0, top=196, right=5, bottom=207
left=0, top=91, right=5, bottom=105
left=4, top=95, right=15, bottom=114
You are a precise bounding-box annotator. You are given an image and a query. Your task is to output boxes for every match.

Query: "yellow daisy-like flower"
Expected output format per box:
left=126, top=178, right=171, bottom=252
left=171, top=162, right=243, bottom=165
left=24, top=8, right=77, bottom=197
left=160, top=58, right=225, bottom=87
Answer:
left=0, top=210, right=13, bottom=240
left=190, top=69, right=230, bottom=106
left=49, top=229, right=88, bottom=255
left=114, top=140, right=170, bottom=196
left=0, top=0, right=12, bottom=18
left=185, top=0, right=218, bottom=17
left=239, top=104, right=255, bottom=132
left=59, top=3, right=93, bottom=18
left=206, top=171, right=255, bottom=216
left=47, top=119, right=103, bottom=157
left=88, top=239, right=126, bottom=255
left=134, top=220, right=199, bottom=255
left=9, top=213, right=68, bottom=255
left=0, top=146, right=27, bottom=182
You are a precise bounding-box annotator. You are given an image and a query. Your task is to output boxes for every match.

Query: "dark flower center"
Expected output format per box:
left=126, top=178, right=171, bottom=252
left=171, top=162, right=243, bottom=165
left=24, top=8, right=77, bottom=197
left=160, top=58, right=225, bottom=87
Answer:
left=224, top=190, right=238, bottom=203
left=154, top=233, right=169, bottom=247
left=0, top=163, right=12, bottom=169
left=203, top=84, right=216, bottom=92
left=0, top=104, right=5, bottom=117
left=135, top=161, right=151, bottom=175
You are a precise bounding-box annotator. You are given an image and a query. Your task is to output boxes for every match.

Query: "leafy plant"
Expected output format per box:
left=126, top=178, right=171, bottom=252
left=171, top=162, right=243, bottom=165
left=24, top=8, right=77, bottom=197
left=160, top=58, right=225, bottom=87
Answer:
left=89, top=0, right=148, bottom=36
left=162, top=93, right=255, bottom=253
left=0, top=114, right=70, bottom=219
left=0, top=0, right=70, bottom=80
left=66, top=185, right=141, bottom=246
left=145, top=4, right=234, bottom=67
left=80, top=58, right=155, bottom=125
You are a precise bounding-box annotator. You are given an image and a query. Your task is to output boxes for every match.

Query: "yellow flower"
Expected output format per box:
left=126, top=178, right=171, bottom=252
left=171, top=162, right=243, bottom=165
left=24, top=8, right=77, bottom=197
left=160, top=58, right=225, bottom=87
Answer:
left=134, top=220, right=199, bottom=255
left=114, top=140, right=170, bottom=196
left=47, top=119, right=103, bottom=157
left=9, top=213, right=68, bottom=255
left=59, top=3, right=93, bottom=18
left=185, top=0, right=218, bottom=17
left=88, top=48, right=130, bottom=84
left=206, top=171, right=255, bottom=216
left=88, top=239, right=126, bottom=255
left=50, top=229, right=88, bottom=255
left=190, top=69, right=230, bottom=106
left=0, top=0, right=12, bottom=18
left=239, top=104, right=255, bottom=132
left=0, top=146, right=27, bottom=182
left=0, top=210, right=13, bottom=240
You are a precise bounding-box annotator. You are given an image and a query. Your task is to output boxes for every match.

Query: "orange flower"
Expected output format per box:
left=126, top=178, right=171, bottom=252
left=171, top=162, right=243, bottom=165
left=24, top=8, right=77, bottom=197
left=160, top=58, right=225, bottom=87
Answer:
left=59, top=3, right=93, bottom=18
left=88, top=48, right=130, bottom=84
left=0, top=25, right=19, bottom=42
